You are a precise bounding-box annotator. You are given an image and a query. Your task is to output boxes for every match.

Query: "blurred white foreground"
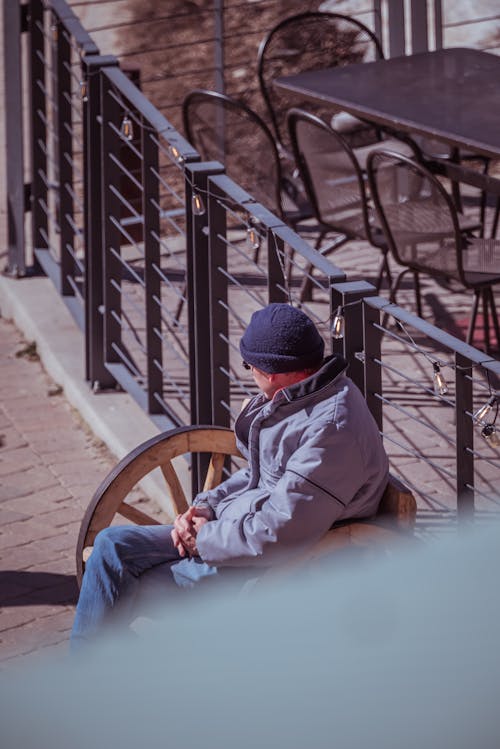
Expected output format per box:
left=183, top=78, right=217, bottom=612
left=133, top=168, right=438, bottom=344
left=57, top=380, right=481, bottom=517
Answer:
left=1, top=526, right=499, bottom=749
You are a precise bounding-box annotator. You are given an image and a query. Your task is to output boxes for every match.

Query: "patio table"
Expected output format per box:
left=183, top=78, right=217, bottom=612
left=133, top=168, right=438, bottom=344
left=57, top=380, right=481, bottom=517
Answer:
left=274, top=47, right=500, bottom=193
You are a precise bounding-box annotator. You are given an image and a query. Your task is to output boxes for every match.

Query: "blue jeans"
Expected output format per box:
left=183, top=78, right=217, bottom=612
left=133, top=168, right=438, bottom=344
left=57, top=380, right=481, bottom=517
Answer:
left=71, top=524, right=219, bottom=649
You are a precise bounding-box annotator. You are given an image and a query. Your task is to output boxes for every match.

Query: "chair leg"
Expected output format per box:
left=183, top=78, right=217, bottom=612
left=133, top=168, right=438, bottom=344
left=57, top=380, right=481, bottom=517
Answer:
left=482, top=288, right=491, bottom=353
left=380, top=267, right=410, bottom=328
left=491, top=196, right=500, bottom=239
left=389, top=267, right=411, bottom=306
left=413, top=271, right=423, bottom=318
left=488, top=287, right=500, bottom=352
left=466, top=290, right=481, bottom=345
left=299, top=231, right=346, bottom=303
left=375, top=252, right=392, bottom=292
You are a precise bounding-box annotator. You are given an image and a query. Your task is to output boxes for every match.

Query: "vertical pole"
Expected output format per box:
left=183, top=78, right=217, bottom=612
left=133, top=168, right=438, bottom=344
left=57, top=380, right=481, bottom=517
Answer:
left=331, top=281, right=377, bottom=395
left=207, top=179, right=230, bottom=428
left=185, top=162, right=224, bottom=428
left=4, top=0, right=26, bottom=275
left=455, top=352, right=474, bottom=521
left=57, top=16, right=74, bottom=295
left=142, top=122, right=163, bottom=414
left=214, top=0, right=225, bottom=95
left=84, top=55, right=118, bottom=387
left=433, top=0, right=443, bottom=50
left=373, top=0, right=383, bottom=52
left=101, top=72, right=123, bottom=374
left=410, top=0, right=429, bottom=54
left=28, top=0, right=47, bottom=271
left=386, top=0, right=406, bottom=57
left=185, top=162, right=223, bottom=494
left=363, top=301, right=383, bottom=432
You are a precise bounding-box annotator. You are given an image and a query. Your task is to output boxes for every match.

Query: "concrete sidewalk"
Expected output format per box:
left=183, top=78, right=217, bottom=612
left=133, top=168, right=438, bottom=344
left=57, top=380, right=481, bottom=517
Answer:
left=0, top=276, right=164, bottom=666
left=0, top=314, right=115, bottom=664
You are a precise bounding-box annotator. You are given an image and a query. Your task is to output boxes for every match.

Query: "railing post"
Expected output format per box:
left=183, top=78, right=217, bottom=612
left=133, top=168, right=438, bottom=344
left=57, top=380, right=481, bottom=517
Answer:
left=100, top=70, right=124, bottom=385
left=363, top=300, right=383, bottom=432
left=28, top=0, right=47, bottom=274
left=56, top=14, right=74, bottom=296
left=184, top=161, right=225, bottom=429
left=455, top=352, right=474, bottom=522
left=184, top=162, right=224, bottom=494
left=4, top=0, right=26, bottom=275
left=142, top=122, right=162, bottom=415
left=331, top=281, right=377, bottom=396
left=83, top=55, right=118, bottom=388
left=207, top=178, right=230, bottom=428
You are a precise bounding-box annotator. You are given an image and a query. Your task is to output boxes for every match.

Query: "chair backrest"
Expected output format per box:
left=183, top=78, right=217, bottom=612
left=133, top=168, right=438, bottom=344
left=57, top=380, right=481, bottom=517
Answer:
left=366, top=150, right=466, bottom=283
left=182, top=88, right=283, bottom=218
left=257, top=11, right=383, bottom=153
left=287, top=108, right=377, bottom=245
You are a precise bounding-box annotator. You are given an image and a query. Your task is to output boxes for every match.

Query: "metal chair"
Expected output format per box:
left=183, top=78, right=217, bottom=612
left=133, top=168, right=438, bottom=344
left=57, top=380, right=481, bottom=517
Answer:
left=257, top=11, right=489, bottom=232
left=257, top=11, right=384, bottom=156
left=287, top=108, right=411, bottom=296
left=366, top=150, right=500, bottom=352
left=182, top=88, right=309, bottom=228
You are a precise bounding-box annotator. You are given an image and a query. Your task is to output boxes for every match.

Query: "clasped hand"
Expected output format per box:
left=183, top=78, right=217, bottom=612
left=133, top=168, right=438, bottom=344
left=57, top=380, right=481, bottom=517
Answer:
left=171, top=505, right=212, bottom=558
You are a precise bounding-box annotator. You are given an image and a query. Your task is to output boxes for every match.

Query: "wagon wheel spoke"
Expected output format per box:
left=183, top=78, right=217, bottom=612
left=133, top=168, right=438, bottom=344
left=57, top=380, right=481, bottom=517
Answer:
left=117, top=501, right=161, bottom=526
left=160, top=459, right=189, bottom=515
left=203, top=452, right=226, bottom=491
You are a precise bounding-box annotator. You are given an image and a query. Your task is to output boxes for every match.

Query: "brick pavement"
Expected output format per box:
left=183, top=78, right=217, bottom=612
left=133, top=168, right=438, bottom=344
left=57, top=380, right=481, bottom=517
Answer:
left=0, top=315, right=118, bottom=665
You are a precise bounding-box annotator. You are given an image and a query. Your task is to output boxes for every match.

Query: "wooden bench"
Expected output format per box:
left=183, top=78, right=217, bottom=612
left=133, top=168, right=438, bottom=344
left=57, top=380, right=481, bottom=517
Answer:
left=76, top=425, right=417, bottom=585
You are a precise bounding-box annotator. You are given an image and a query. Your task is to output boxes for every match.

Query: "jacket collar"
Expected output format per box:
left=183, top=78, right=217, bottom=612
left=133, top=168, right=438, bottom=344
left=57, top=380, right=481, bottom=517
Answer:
left=278, top=354, right=348, bottom=403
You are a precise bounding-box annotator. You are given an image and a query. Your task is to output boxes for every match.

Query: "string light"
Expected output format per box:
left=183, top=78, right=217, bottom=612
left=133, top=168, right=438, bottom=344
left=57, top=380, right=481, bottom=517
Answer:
left=331, top=306, right=345, bottom=339
left=245, top=226, right=260, bottom=252
left=120, top=114, right=134, bottom=141
left=79, top=80, right=88, bottom=103
left=191, top=192, right=206, bottom=216
left=432, top=362, right=449, bottom=396
left=169, top=144, right=185, bottom=164
left=472, top=394, right=497, bottom=426
left=481, top=424, right=500, bottom=448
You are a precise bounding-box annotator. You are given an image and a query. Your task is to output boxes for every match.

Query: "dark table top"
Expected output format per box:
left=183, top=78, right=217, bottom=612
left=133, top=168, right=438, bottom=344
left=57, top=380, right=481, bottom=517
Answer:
left=274, top=47, right=500, bottom=160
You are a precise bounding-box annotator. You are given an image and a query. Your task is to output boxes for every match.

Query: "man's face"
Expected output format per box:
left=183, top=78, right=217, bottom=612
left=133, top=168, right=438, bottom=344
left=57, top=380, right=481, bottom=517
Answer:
left=249, top=365, right=279, bottom=399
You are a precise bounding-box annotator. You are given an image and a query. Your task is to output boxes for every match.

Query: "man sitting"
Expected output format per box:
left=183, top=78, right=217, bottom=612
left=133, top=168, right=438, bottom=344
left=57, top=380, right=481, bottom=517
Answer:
left=71, top=303, right=388, bottom=647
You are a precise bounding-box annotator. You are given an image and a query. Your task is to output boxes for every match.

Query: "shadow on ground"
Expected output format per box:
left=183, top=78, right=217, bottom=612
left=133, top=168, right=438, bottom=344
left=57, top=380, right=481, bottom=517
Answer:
left=0, top=571, right=78, bottom=606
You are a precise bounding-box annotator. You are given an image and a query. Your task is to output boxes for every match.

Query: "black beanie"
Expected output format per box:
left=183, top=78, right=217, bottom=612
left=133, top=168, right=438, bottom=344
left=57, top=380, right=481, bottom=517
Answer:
left=239, top=303, right=325, bottom=374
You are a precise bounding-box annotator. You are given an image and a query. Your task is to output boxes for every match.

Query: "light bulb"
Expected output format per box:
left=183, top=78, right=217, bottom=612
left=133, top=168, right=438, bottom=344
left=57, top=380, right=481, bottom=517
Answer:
left=481, top=424, right=500, bottom=448
left=191, top=192, right=205, bottom=216
left=433, top=363, right=448, bottom=396
left=169, top=144, right=184, bottom=164
left=51, top=24, right=58, bottom=42
left=331, top=307, right=345, bottom=339
left=473, top=395, right=497, bottom=426
left=120, top=115, right=133, bottom=141
left=245, top=226, right=260, bottom=252
left=79, top=80, right=88, bottom=102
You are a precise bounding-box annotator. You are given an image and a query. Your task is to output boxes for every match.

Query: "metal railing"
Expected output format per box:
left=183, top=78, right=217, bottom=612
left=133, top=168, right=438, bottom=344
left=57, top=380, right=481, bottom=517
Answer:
left=342, top=291, right=500, bottom=527
left=27, top=0, right=98, bottom=323
left=3, top=0, right=500, bottom=519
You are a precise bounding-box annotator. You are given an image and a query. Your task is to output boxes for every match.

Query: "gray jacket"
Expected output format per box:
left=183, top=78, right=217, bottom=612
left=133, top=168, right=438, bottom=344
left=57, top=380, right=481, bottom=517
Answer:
left=195, top=355, right=389, bottom=568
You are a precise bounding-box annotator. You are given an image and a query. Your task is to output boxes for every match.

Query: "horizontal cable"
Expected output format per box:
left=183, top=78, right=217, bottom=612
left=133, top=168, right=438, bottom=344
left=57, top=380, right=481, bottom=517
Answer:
left=464, top=483, right=500, bottom=506
left=465, top=446, right=500, bottom=471
left=215, top=265, right=268, bottom=308
left=109, top=246, right=146, bottom=289
left=110, top=342, right=143, bottom=378
left=65, top=274, right=84, bottom=301
left=373, top=356, right=455, bottom=407
left=374, top=393, right=455, bottom=446
left=382, top=432, right=457, bottom=482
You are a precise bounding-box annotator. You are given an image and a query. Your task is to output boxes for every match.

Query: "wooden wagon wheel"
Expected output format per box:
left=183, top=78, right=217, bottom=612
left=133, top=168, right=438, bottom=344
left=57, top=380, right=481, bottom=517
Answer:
left=76, top=425, right=242, bottom=586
